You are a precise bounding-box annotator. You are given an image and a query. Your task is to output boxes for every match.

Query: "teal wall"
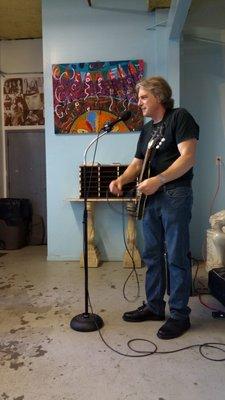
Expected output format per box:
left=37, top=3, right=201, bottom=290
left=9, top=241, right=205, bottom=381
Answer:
left=42, top=0, right=159, bottom=260
left=42, top=0, right=195, bottom=261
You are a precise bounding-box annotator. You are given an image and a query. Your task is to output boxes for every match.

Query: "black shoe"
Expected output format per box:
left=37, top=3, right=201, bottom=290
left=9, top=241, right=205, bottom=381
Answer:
left=123, top=302, right=165, bottom=322
left=157, top=317, right=190, bottom=340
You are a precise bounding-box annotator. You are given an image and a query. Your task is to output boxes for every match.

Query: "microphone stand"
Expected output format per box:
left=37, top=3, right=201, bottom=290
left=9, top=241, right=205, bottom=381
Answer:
left=70, top=128, right=109, bottom=332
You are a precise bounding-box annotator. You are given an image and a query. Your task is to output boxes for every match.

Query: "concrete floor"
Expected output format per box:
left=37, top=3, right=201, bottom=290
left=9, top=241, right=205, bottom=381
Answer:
left=0, top=246, right=225, bottom=400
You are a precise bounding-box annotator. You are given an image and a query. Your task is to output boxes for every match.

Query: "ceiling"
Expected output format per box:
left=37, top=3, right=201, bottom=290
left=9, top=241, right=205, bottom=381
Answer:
left=0, top=0, right=42, bottom=40
left=0, top=0, right=173, bottom=41
left=185, top=0, right=225, bottom=30
left=0, top=0, right=224, bottom=42
left=183, top=0, right=225, bottom=43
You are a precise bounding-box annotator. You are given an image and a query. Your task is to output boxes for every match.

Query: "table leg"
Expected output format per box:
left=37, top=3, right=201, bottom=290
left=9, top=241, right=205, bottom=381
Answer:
left=80, top=201, right=101, bottom=268
left=123, top=202, right=142, bottom=268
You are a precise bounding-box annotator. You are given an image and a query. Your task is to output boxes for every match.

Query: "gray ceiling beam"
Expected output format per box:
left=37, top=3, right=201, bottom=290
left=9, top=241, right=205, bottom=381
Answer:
left=167, top=0, right=192, bottom=39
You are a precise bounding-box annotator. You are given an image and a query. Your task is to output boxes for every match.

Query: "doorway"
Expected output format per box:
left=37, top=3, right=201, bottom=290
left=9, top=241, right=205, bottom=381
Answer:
left=6, top=130, right=47, bottom=243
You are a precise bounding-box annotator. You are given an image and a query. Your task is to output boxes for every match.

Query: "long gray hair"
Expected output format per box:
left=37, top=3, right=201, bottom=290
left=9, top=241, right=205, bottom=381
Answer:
left=136, top=76, right=174, bottom=110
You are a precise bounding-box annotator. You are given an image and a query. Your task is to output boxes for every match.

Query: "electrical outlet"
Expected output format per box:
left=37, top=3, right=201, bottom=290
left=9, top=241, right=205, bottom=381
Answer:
left=216, top=156, right=222, bottom=165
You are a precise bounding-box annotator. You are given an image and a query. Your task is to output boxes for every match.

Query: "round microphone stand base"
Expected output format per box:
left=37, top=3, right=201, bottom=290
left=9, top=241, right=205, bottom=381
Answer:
left=70, top=313, right=104, bottom=332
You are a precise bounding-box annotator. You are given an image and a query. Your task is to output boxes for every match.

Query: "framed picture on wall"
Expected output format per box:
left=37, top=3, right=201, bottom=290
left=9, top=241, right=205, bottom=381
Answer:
left=52, top=59, right=144, bottom=134
left=3, top=74, right=44, bottom=129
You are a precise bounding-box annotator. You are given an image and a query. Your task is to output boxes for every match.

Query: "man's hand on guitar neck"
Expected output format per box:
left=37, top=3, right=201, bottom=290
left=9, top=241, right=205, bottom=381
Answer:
left=137, top=176, right=163, bottom=196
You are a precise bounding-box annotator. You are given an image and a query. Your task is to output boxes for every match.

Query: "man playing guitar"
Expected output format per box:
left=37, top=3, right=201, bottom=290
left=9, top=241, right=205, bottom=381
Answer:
left=109, top=76, right=199, bottom=340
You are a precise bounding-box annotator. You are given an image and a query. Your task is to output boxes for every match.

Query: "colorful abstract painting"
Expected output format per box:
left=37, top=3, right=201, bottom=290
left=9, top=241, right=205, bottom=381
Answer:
left=3, top=75, right=44, bottom=129
left=52, top=60, right=144, bottom=134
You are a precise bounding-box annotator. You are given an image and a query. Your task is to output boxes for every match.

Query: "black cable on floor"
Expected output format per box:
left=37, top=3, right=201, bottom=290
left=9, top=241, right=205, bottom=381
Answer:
left=88, top=294, right=225, bottom=362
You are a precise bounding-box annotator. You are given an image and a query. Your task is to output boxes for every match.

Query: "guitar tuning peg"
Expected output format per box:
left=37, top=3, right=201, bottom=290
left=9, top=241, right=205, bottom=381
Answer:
left=161, top=137, right=165, bottom=142
left=156, top=145, right=160, bottom=149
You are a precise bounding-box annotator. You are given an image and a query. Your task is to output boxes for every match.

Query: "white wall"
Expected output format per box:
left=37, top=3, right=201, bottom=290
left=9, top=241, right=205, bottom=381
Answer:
left=0, top=39, right=43, bottom=197
left=42, top=0, right=157, bottom=260
left=0, top=39, right=43, bottom=73
left=181, top=38, right=225, bottom=258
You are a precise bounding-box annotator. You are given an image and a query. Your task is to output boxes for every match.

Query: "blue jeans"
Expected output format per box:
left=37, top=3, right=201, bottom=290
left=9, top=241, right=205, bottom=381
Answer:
left=142, top=186, right=193, bottom=320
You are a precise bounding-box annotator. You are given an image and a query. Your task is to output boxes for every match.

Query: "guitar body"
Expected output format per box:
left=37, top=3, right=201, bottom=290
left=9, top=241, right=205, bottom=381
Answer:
left=136, top=192, right=148, bottom=220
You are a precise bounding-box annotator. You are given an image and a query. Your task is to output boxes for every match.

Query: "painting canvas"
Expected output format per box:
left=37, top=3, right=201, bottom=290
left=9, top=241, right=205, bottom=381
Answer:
left=52, top=60, right=144, bottom=134
left=3, top=75, right=44, bottom=129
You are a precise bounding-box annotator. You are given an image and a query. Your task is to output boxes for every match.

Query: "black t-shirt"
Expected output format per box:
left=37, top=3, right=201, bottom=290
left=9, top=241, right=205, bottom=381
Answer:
left=135, top=108, right=199, bottom=186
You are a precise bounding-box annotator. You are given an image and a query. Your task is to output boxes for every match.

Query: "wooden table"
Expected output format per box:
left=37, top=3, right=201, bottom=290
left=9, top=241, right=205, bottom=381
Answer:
left=69, top=198, right=141, bottom=268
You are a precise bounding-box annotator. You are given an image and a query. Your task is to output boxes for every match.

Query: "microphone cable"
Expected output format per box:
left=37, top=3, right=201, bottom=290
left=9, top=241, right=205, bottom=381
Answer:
left=105, top=188, right=141, bottom=302
left=121, top=200, right=140, bottom=302
left=87, top=292, right=225, bottom=362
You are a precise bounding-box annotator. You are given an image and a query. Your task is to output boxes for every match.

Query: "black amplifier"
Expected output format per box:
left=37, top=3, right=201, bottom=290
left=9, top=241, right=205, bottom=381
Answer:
left=79, top=164, right=137, bottom=199
left=208, top=267, right=225, bottom=307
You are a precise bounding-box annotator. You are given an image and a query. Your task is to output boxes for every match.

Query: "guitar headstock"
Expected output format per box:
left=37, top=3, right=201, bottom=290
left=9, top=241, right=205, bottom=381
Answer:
left=147, top=131, right=165, bottom=150
left=156, top=136, right=165, bottom=149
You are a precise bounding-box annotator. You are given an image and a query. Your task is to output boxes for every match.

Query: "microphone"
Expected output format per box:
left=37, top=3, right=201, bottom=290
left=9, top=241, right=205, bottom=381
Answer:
left=102, top=110, right=132, bottom=132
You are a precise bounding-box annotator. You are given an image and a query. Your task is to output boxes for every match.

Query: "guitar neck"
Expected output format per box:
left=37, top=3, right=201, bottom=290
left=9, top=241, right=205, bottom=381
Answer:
left=136, top=147, right=155, bottom=220
left=139, top=147, right=155, bottom=182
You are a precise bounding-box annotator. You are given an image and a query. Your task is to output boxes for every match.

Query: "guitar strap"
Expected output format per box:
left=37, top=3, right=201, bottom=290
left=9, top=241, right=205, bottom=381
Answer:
left=151, top=108, right=170, bottom=138
left=136, top=110, right=172, bottom=219
left=146, top=109, right=170, bottom=172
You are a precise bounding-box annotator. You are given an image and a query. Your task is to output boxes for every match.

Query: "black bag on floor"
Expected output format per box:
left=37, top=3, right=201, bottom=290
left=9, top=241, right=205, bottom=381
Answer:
left=0, top=198, right=32, bottom=249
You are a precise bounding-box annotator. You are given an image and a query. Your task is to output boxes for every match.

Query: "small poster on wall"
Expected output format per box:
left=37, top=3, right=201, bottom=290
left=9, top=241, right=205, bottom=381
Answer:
left=52, top=59, right=144, bottom=134
left=3, top=75, right=44, bottom=129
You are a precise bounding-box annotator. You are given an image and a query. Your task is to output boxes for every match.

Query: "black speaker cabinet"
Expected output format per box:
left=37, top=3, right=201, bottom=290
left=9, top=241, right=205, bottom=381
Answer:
left=208, top=267, right=225, bottom=307
left=79, top=164, right=137, bottom=199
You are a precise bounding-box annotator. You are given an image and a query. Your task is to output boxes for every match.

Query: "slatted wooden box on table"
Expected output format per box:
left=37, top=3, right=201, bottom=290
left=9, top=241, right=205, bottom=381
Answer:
left=71, top=164, right=141, bottom=268
left=79, top=164, right=137, bottom=199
